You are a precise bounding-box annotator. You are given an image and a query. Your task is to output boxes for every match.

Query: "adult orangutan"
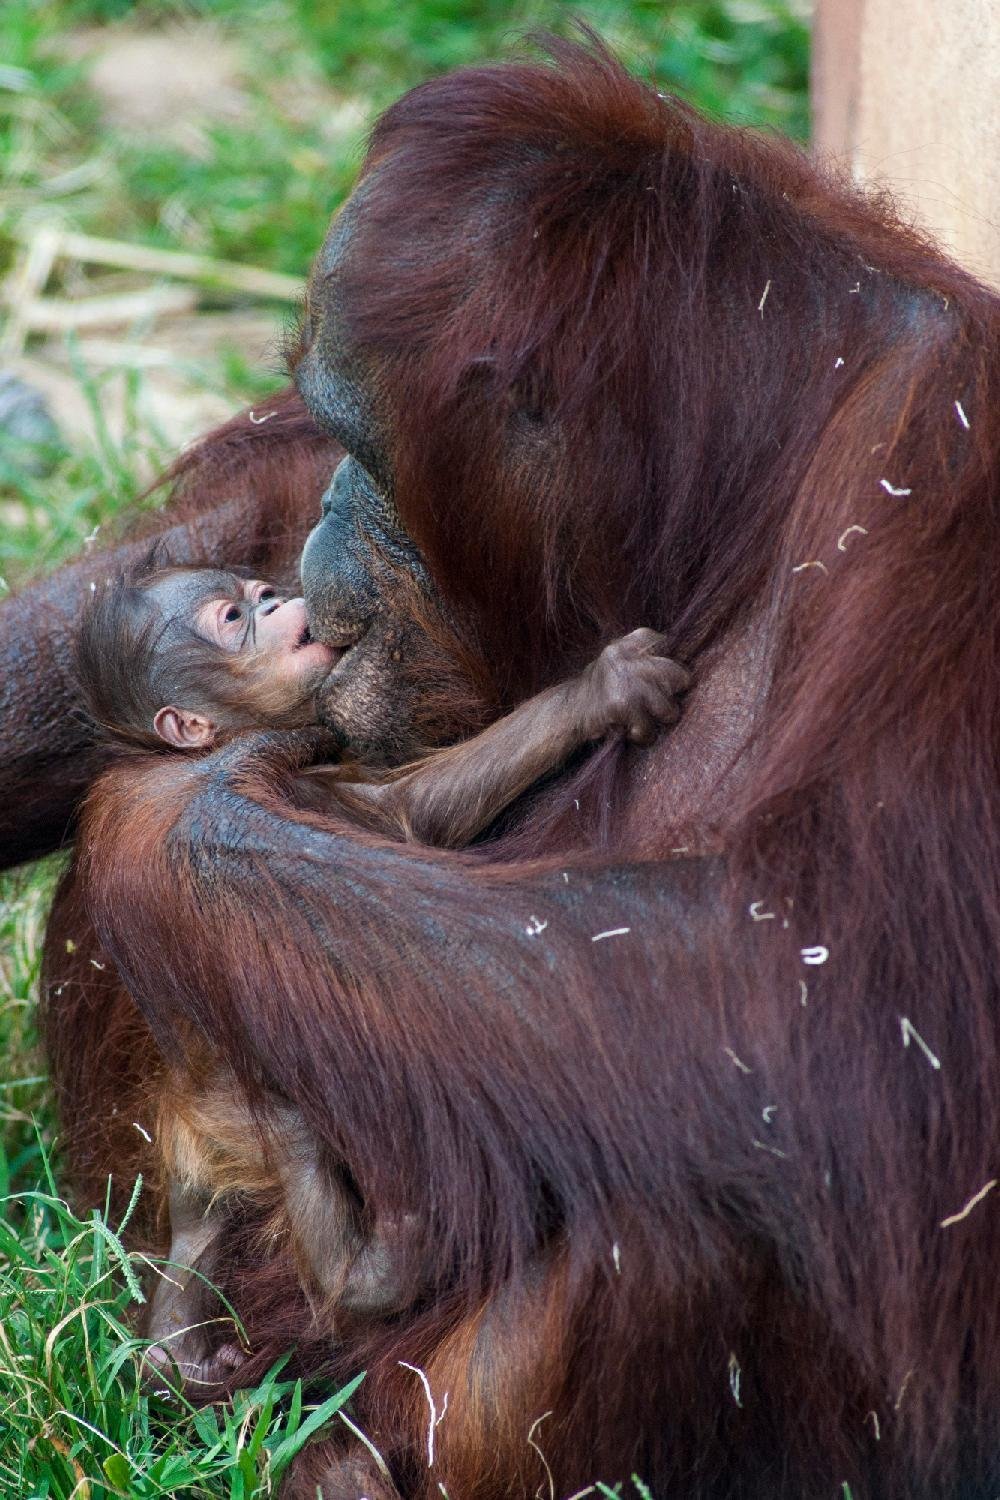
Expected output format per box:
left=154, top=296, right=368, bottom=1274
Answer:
left=4, top=30, right=1000, bottom=1500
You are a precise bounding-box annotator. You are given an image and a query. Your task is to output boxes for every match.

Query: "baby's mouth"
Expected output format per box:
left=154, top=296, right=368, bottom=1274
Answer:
left=295, top=620, right=359, bottom=675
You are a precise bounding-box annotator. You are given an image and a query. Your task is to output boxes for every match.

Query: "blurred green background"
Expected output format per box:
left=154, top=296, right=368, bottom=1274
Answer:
left=0, top=6, right=810, bottom=1494
left=3, top=0, right=810, bottom=275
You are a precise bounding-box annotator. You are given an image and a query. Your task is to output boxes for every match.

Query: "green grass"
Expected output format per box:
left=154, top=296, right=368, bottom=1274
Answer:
left=0, top=1163, right=364, bottom=1497
left=0, top=347, right=172, bottom=582
left=0, top=869, right=370, bottom=1495
left=0, top=2, right=809, bottom=1491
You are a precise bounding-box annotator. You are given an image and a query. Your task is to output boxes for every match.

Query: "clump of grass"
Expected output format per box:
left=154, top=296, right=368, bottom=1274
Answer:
left=0, top=868, right=365, bottom=1497
left=0, top=1161, right=364, bottom=1497
left=0, top=863, right=58, bottom=1196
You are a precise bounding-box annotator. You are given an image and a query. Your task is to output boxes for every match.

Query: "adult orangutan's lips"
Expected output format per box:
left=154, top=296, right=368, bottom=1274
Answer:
left=315, top=619, right=374, bottom=678
left=297, top=616, right=367, bottom=658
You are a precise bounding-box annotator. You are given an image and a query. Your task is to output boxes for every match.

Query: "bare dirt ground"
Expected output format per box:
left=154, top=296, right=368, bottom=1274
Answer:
left=61, top=21, right=250, bottom=156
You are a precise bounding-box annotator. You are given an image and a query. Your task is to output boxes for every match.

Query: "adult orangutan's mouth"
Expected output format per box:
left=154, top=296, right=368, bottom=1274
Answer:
left=297, top=618, right=366, bottom=658
left=306, top=619, right=374, bottom=679
left=324, top=620, right=372, bottom=673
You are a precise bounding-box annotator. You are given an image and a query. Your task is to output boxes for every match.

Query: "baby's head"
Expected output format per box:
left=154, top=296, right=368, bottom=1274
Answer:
left=76, top=563, right=337, bottom=751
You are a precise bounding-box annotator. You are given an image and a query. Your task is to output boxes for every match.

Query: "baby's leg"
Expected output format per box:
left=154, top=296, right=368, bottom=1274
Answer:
left=144, top=1181, right=245, bottom=1387
left=147, top=1072, right=411, bottom=1388
left=270, top=1104, right=414, bottom=1317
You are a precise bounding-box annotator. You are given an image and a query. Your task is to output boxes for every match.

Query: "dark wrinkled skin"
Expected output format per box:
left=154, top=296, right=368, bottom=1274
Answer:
left=296, top=199, right=436, bottom=764
left=299, top=455, right=431, bottom=764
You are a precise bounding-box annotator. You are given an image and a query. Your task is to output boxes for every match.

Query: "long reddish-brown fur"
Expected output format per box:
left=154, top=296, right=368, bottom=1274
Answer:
left=20, top=32, right=1000, bottom=1500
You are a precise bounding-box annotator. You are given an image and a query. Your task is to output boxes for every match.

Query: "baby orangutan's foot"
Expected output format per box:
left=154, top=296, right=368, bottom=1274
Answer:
left=142, top=1337, right=246, bottom=1394
left=283, top=1448, right=401, bottom=1500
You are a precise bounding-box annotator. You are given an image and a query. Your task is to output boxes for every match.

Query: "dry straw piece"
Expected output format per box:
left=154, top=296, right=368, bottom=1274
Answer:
left=1, top=223, right=303, bottom=357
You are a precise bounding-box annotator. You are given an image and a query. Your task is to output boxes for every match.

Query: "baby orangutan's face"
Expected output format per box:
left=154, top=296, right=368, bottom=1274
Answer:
left=146, top=570, right=339, bottom=749
left=193, top=577, right=337, bottom=690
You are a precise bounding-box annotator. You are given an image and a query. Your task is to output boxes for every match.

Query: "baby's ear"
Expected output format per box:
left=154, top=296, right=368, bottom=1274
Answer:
left=152, top=706, right=217, bottom=750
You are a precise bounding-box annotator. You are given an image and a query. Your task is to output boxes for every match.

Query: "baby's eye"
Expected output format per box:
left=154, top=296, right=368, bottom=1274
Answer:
left=257, top=587, right=276, bottom=602
left=224, top=604, right=242, bottom=623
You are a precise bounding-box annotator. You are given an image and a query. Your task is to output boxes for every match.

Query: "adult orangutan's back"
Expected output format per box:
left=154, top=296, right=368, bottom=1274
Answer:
left=24, top=34, right=1000, bottom=1500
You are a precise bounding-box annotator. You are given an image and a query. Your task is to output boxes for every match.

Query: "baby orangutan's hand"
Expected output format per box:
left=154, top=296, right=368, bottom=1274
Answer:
left=578, top=628, right=691, bottom=745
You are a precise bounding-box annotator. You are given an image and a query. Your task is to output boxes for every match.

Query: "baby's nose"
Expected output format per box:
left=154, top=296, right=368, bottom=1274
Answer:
left=275, top=596, right=310, bottom=635
left=256, top=595, right=285, bottom=617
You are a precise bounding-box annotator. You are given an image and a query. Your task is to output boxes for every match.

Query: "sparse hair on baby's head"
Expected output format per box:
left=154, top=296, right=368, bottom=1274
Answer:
left=75, top=560, right=264, bottom=751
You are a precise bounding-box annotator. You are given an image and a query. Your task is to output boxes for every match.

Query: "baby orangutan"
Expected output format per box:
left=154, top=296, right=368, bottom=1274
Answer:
left=75, top=563, right=690, bottom=1385
left=77, top=564, right=690, bottom=846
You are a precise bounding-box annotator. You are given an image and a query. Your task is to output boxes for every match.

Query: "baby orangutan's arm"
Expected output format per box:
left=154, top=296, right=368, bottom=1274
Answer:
left=340, top=628, right=689, bottom=848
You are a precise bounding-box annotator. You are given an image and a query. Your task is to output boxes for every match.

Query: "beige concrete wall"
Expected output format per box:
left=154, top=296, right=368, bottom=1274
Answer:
left=812, top=0, right=1000, bottom=288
